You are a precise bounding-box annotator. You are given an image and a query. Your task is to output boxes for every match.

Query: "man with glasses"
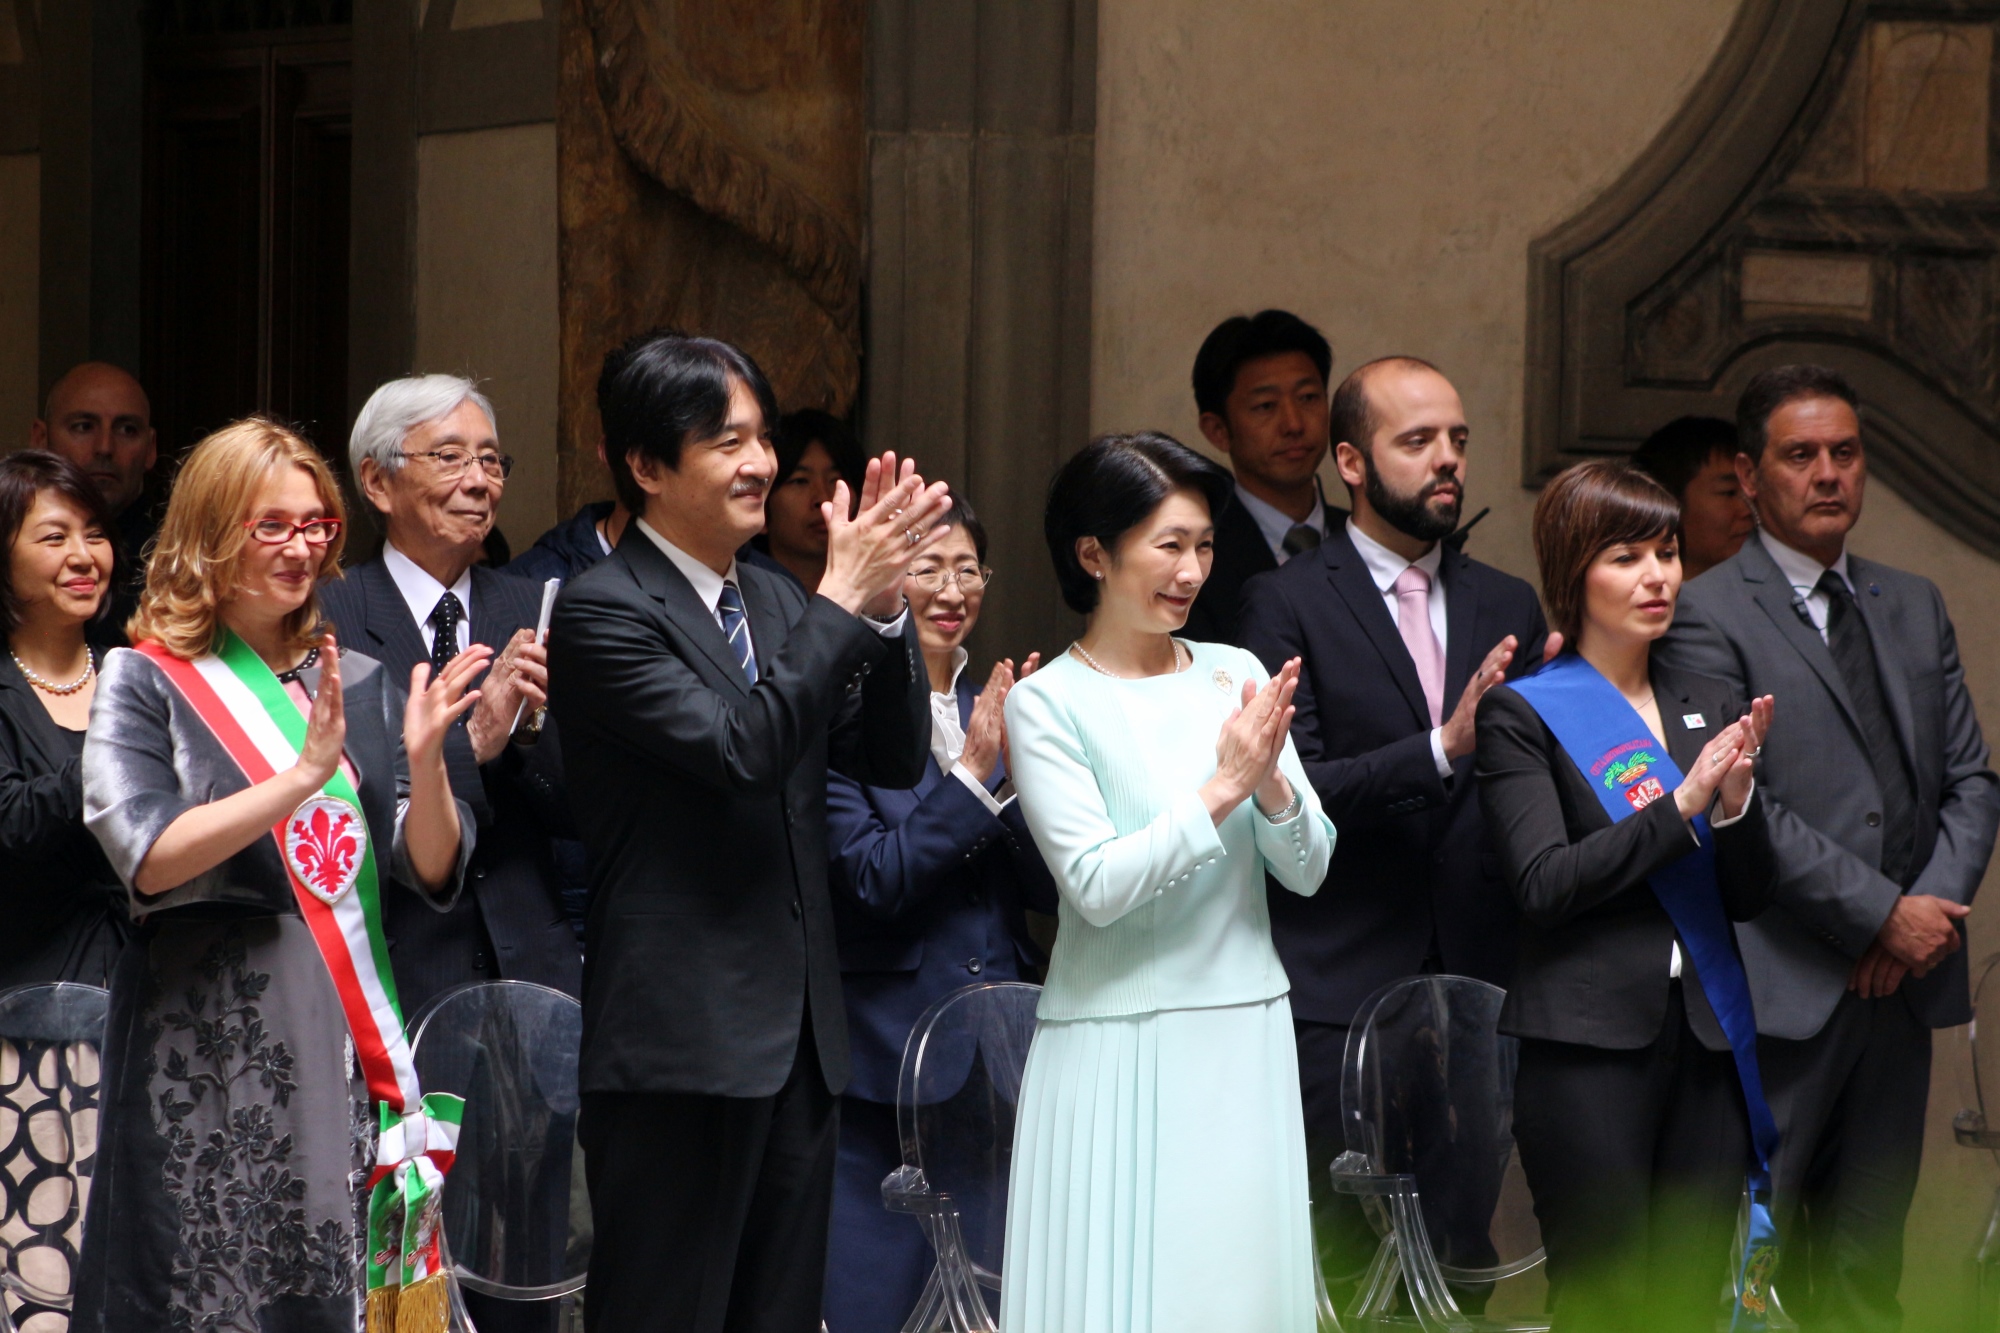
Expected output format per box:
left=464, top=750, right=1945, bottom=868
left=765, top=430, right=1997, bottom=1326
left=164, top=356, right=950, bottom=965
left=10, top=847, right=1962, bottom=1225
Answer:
left=322, top=376, right=580, bottom=1006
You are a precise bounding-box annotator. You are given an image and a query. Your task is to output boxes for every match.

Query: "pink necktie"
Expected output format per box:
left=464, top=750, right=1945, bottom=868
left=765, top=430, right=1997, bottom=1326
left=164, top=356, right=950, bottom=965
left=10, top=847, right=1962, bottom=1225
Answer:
left=1393, top=565, right=1445, bottom=726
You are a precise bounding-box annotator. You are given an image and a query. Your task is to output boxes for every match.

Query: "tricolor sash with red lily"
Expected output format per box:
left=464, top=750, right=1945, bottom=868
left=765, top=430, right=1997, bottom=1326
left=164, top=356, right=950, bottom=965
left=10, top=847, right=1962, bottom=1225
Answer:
left=135, top=632, right=464, bottom=1325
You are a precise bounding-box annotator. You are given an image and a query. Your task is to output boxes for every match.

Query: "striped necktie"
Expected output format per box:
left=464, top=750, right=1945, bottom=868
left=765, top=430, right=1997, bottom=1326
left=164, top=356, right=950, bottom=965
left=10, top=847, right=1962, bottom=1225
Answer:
left=716, top=583, right=759, bottom=685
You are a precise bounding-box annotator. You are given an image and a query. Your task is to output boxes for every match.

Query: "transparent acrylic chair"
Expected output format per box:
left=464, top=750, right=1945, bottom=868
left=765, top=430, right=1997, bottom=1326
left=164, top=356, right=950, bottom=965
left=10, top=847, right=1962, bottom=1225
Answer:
left=1955, top=952, right=2000, bottom=1328
left=0, top=982, right=109, bottom=1333
left=410, top=981, right=589, bottom=1333
left=1329, top=975, right=1547, bottom=1332
left=881, top=981, right=1040, bottom=1333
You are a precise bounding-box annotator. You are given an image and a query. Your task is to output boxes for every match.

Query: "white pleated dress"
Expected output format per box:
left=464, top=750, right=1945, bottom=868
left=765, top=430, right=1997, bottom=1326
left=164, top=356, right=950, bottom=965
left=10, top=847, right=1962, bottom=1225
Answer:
left=999, top=642, right=1336, bottom=1333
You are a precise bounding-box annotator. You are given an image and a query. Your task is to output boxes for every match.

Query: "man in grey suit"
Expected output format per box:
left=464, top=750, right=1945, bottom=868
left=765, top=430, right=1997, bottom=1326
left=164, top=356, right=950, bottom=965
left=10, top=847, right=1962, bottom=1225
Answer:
left=1658, top=364, right=1999, bottom=1333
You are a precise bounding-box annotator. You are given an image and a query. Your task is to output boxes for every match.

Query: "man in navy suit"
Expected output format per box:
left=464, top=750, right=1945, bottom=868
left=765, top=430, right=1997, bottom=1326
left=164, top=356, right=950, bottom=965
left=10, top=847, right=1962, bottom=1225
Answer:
left=1240, top=356, right=1553, bottom=1303
left=820, top=497, right=1057, bottom=1332
left=1181, top=310, right=1346, bottom=646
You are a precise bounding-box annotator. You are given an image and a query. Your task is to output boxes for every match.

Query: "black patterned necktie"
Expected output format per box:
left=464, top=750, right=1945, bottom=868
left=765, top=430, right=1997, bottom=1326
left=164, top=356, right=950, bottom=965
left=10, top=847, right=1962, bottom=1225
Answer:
left=1282, top=523, right=1322, bottom=559
left=1817, top=571, right=1917, bottom=884
left=716, top=583, right=759, bottom=685
left=429, top=591, right=464, bottom=677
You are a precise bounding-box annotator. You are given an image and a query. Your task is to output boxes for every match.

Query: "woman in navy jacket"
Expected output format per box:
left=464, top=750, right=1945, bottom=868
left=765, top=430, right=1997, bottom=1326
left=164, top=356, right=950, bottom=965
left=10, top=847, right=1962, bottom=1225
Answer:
left=823, top=497, right=1059, bottom=1332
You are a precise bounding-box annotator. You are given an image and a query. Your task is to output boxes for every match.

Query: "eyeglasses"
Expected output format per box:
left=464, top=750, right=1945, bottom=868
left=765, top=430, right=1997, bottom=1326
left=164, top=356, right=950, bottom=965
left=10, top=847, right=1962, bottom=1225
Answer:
left=403, top=447, right=514, bottom=481
left=907, top=564, right=993, bottom=594
left=244, top=518, right=343, bottom=546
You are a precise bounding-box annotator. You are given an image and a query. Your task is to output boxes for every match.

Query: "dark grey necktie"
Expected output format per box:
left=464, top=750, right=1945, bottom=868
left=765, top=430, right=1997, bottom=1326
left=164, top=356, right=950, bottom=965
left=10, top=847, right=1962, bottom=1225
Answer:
left=1817, top=571, right=1917, bottom=884
left=1282, top=523, right=1322, bottom=558
left=429, top=592, right=464, bottom=677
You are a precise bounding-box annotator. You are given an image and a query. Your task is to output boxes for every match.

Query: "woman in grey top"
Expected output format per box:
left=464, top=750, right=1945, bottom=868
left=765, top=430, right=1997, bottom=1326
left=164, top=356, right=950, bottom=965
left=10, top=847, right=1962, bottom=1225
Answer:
left=73, top=419, right=486, bottom=1333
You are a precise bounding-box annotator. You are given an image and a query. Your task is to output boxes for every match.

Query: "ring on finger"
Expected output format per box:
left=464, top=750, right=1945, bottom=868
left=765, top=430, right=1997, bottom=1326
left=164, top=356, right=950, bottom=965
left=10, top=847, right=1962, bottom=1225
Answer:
left=906, top=526, right=923, bottom=545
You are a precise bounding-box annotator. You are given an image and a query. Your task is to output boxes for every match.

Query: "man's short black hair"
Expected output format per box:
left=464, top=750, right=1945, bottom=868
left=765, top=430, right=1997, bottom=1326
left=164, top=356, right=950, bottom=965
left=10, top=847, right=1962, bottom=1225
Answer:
left=1327, top=354, right=1445, bottom=458
left=1044, top=432, right=1234, bottom=615
left=1630, top=416, right=1739, bottom=502
left=597, top=330, right=781, bottom=513
left=1191, top=310, right=1333, bottom=421
left=1736, top=364, right=1859, bottom=462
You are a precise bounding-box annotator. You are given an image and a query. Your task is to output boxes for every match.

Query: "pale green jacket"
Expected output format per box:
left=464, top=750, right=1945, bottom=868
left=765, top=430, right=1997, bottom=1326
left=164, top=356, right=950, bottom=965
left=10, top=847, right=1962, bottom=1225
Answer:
left=1003, top=641, right=1335, bottom=1020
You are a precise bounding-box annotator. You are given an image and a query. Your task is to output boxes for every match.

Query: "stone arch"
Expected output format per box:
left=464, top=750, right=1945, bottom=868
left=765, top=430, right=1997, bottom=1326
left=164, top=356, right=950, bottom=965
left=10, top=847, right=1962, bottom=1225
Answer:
left=1525, top=0, right=2000, bottom=557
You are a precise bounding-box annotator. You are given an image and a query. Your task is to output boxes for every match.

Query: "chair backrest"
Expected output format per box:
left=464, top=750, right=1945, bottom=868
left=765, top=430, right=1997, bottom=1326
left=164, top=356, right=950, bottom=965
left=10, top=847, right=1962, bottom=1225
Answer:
left=0, top=982, right=110, bottom=1317
left=1341, top=974, right=1539, bottom=1275
left=409, top=981, right=587, bottom=1300
left=1964, top=953, right=2000, bottom=1163
left=895, top=982, right=1040, bottom=1284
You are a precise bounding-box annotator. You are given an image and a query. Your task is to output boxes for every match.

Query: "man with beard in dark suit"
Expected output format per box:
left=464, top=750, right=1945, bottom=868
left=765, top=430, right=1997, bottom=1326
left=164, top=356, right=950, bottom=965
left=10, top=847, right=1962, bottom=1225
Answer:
left=1182, top=309, right=1345, bottom=645
left=1240, top=355, right=1555, bottom=1305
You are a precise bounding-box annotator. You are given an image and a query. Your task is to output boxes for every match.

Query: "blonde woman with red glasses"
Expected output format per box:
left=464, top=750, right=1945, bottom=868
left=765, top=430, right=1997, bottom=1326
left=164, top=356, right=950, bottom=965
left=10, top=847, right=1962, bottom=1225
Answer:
left=74, top=419, right=485, bottom=1332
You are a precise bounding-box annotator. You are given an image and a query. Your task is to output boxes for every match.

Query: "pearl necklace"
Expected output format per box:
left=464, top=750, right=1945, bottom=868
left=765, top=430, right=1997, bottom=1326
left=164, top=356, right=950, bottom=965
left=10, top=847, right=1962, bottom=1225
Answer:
left=1069, top=639, right=1186, bottom=678
left=13, top=648, right=94, bottom=695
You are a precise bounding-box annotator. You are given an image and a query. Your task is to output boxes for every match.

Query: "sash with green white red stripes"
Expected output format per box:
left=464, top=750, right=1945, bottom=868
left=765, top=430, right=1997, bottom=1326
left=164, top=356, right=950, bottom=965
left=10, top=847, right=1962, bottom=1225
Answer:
left=135, top=632, right=465, bottom=1326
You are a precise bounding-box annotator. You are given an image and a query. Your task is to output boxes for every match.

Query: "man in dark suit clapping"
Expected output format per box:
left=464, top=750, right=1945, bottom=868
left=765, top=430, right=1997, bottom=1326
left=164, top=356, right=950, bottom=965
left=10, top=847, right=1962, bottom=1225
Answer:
left=1658, top=365, right=2000, bottom=1333
left=1182, top=309, right=1345, bottom=645
left=321, top=375, right=580, bottom=1014
left=1240, top=355, right=1553, bottom=1301
left=550, top=331, right=943, bottom=1333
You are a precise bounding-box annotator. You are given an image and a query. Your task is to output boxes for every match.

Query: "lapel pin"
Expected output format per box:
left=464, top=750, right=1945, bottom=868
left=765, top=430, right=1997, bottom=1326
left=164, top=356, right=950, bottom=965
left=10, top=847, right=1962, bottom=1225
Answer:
left=1869, top=583, right=1881, bottom=596
left=1213, top=669, right=1233, bottom=693
left=1682, top=713, right=1706, bottom=729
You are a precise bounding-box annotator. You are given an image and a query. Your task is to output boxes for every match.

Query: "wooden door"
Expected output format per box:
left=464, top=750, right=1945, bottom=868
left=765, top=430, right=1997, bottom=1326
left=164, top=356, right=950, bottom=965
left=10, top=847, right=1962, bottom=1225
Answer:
left=143, top=25, right=351, bottom=461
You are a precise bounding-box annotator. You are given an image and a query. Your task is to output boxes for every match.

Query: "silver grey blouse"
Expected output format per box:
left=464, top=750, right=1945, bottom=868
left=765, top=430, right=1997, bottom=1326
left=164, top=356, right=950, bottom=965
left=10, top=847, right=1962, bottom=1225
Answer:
left=82, top=646, right=474, bottom=920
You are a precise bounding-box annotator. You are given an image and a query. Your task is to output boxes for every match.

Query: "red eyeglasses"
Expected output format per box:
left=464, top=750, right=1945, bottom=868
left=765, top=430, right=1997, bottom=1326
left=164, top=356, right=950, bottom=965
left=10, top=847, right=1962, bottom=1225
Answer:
left=243, top=518, right=344, bottom=546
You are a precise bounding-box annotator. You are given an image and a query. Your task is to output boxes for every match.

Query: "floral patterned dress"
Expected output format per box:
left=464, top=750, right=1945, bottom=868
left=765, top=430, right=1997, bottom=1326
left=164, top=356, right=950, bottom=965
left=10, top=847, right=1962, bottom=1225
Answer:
left=71, top=648, right=469, bottom=1333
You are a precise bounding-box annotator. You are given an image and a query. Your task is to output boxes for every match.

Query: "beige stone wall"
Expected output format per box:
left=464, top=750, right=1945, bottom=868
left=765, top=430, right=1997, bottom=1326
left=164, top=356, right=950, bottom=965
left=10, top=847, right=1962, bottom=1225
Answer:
left=415, top=122, right=560, bottom=548
left=0, top=151, right=36, bottom=447
left=1093, top=0, right=2000, bottom=1320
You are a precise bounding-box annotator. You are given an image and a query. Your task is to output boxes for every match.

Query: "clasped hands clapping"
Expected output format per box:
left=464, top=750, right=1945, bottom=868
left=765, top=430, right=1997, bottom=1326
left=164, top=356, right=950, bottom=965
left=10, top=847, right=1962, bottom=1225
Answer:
left=815, top=450, right=956, bottom=618
left=1200, top=659, right=1302, bottom=827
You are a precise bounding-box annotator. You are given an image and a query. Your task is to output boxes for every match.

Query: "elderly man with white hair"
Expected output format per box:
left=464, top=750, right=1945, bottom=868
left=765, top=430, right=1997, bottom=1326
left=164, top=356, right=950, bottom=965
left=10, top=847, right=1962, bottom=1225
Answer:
left=319, top=375, right=582, bottom=1025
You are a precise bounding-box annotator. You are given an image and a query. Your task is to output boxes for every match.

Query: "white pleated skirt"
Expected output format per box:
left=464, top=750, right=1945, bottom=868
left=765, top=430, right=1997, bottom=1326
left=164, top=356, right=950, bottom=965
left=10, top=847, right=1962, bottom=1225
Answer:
left=997, top=995, right=1316, bottom=1333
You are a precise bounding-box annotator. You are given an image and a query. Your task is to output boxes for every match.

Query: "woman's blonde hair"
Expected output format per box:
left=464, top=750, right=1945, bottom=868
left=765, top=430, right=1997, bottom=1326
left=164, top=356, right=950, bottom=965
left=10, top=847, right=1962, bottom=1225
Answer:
left=127, top=418, right=347, bottom=658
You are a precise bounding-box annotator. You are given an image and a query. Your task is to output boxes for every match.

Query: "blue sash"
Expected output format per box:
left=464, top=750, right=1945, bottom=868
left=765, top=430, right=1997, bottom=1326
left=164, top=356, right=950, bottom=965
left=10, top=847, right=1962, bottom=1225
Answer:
left=1512, top=654, right=1780, bottom=1329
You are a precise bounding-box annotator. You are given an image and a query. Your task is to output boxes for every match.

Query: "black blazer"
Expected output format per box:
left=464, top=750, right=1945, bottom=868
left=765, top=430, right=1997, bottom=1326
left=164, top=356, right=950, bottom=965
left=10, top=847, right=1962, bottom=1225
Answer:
left=549, top=526, right=931, bottom=1099
left=1239, top=526, right=1548, bottom=1025
left=0, top=656, right=126, bottom=984
left=1475, top=661, right=1776, bottom=1052
left=318, top=559, right=581, bottom=1017
left=1182, top=493, right=1346, bottom=647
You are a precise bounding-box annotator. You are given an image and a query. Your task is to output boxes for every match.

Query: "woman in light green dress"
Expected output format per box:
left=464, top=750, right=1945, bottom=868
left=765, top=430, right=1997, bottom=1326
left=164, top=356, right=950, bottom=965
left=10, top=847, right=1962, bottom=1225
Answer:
left=1000, top=433, right=1335, bottom=1333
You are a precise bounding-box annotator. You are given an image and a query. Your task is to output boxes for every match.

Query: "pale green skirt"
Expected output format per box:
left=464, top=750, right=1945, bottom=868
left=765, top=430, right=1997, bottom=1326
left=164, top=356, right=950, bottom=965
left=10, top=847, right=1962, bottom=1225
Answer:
left=998, top=995, right=1315, bottom=1333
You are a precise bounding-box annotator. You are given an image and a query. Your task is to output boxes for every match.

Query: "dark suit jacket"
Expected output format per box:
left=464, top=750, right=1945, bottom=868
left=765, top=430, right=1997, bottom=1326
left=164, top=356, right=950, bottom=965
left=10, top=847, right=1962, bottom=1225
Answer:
left=550, top=526, right=931, bottom=1099
left=1181, top=492, right=1346, bottom=647
left=1239, top=525, right=1548, bottom=1025
left=0, top=656, right=127, bottom=984
left=1656, top=531, right=2000, bottom=1037
left=318, top=558, right=581, bottom=1017
left=827, top=678, right=1059, bottom=1104
left=1476, top=663, right=1776, bottom=1051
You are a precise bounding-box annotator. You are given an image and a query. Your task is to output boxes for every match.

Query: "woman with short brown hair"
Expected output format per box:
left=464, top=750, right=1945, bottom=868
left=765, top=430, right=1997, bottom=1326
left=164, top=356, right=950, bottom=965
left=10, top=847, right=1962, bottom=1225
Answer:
left=1474, top=459, right=1779, bottom=1332
left=75, top=418, right=487, bottom=1332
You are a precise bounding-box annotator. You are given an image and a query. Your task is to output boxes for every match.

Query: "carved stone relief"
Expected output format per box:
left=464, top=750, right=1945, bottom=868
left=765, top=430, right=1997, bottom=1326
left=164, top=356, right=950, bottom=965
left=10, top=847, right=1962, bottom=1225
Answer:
left=557, top=0, right=864, bottom=512
left=1527, top=0, right=2000, bottom=557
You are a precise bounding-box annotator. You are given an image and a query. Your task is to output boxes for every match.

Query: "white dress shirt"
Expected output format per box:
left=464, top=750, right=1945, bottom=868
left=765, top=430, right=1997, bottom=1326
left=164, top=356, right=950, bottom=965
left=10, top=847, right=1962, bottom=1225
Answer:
left=1759, top=529, right=1853, bottom=643
left=928, top=646, right=1012, bottom=815
left=1345, top=520, right=1453, bottom=777
left=1233, top=481, right=1329, bottom=565
left=382, top=543, right=474, bottom=656
left=634, top=519, right=908, bottom=663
